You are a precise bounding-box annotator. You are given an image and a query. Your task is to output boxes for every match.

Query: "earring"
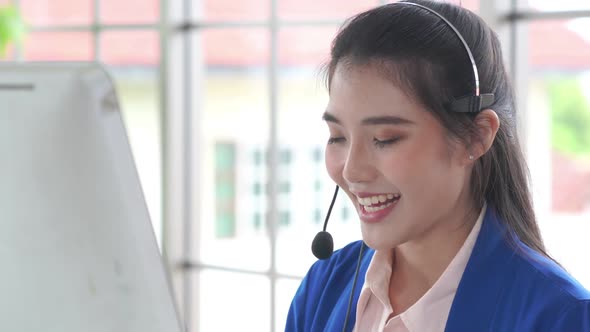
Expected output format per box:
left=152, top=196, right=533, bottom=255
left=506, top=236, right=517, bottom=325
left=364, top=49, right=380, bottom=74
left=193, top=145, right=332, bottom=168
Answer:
left=469, top=155, right=474, bottom=160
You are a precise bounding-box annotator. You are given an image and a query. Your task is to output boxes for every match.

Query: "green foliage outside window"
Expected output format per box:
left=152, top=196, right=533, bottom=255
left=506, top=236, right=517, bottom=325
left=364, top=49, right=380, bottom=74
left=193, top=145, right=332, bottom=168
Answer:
left=0, top=5, right=26, bottom=57
left=547, top=77, right=590, bottom=157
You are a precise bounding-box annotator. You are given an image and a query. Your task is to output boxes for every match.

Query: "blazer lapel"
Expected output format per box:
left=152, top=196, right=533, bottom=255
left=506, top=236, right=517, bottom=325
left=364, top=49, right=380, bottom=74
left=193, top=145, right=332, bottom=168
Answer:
left=445, top=208, right=517, bottom=331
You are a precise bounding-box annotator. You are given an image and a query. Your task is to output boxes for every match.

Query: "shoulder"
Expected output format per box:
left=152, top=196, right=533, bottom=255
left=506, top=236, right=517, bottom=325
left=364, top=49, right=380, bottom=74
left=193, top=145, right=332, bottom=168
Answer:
left=285, top=240, right=372, bottom=332
left=452, top=207, right=590, bottom=330
left=512, top=244, right=590, bottom=302
left=493, top=235, right=590, bottom=329
left=472, top=207, right=589, bottom=304
left=548, top=298, right=590, bottom=331
left=511, top=248, right=590, bottom=330
left=302, top=240, right=370, bottom=290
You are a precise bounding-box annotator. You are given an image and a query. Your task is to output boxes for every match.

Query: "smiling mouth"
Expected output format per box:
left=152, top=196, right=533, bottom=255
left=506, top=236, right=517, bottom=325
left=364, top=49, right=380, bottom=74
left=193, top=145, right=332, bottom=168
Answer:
left=357, top=193, right=401, bottom=213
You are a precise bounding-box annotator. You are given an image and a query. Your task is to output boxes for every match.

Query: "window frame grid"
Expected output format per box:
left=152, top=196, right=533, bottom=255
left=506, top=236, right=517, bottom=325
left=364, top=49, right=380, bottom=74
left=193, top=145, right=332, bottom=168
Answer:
left=12, top=0, right=590, bottom=331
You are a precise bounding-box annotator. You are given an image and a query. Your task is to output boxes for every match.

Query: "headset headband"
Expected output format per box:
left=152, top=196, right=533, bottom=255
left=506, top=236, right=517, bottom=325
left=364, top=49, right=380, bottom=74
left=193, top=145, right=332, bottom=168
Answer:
left=395, top=1, right=495, bottom=113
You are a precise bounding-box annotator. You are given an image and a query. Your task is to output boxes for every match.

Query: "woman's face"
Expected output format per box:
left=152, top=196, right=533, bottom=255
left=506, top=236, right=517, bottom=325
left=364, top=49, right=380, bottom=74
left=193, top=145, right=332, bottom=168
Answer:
left=324, top=63, right=473, bottom=251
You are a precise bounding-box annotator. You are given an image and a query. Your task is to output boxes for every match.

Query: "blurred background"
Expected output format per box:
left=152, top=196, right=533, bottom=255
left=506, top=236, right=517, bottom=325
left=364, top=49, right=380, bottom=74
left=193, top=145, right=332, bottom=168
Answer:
left=1, top=0, right=590, bottom=331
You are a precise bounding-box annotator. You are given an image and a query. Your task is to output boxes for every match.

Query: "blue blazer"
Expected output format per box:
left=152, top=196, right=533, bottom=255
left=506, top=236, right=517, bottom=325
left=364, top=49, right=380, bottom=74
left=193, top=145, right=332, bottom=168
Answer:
left=286, top=207, right=590, bottom=331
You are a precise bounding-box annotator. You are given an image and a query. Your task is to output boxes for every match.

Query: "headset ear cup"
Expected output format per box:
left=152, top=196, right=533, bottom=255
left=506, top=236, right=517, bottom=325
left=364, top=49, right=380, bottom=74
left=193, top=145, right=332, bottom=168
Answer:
left=312, top=231, right=334, bottom=260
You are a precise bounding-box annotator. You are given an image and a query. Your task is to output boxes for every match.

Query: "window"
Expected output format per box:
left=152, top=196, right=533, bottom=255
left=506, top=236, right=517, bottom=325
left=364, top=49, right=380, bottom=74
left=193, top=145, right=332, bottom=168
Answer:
left=513, top=11, right=590, bottom=287
left=11, top=0, right=162, bottom=249
left=520, top=0, right=590, bottom=11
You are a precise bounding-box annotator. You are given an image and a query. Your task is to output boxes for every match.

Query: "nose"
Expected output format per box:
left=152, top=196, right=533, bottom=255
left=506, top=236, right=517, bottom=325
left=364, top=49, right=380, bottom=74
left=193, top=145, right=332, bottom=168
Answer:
left=342, top=142, right=377, bottom=184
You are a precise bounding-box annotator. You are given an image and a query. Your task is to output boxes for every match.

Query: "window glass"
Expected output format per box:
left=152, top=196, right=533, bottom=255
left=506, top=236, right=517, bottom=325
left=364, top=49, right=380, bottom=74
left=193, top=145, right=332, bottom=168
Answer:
left=197, top=270, right=270, bottom=332
left=278, top=0, right=377, bottom=20
left=201, top=0, right=268, bottom=21
left=101, top=30, right=159, bottom=65
left=523, top=18, right=590, bottom=287
left=520, top=0, right=590, bottom=11
left=198, top=28, right=271, bottom=271
left=20, top=0, right=92, bottom=25
left=101, top=0, right=158, bottom=24
left=23, top=32, right=93, bottom=61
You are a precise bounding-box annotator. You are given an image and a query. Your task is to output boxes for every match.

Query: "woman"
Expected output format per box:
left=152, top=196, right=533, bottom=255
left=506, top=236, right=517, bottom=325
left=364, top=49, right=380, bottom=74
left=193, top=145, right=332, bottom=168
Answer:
left=286, top=1, right=590, bottom=331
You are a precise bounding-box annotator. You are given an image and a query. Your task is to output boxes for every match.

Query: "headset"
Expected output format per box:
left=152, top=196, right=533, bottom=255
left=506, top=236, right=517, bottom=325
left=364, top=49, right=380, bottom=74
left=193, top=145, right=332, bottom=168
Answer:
left=309, top=2, right=496, bottom=331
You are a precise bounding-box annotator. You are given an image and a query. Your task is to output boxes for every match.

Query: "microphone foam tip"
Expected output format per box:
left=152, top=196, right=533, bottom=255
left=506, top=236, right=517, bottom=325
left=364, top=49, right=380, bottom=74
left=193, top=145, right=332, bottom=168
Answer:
left=311, top=231, right=334, bottom=260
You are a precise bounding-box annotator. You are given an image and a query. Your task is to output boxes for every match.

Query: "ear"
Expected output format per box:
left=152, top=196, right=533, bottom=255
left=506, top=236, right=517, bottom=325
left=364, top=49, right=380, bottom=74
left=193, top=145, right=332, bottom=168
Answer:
left=470, top=109, right=500, bottom=160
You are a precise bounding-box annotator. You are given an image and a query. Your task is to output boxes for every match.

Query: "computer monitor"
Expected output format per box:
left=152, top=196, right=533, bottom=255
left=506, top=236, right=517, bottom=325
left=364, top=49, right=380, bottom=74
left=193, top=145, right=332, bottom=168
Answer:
left=0, top=62, right=184, bottom=332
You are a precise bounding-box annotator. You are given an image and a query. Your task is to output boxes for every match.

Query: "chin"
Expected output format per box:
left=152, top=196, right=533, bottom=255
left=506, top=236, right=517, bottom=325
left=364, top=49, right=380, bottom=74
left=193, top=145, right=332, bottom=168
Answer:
left=360, top=226, right=403, bottom=251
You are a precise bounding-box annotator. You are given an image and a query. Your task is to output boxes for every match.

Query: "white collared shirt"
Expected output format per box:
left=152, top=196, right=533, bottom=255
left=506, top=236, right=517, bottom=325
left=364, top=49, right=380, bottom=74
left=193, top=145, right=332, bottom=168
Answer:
left=353, top=204, right=486, bottom=332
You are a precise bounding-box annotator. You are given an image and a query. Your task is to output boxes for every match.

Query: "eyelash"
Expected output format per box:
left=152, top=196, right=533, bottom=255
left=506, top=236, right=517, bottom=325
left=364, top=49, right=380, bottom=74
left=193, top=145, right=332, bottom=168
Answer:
left=373, top=137, right=400, bottom=148
left=327, top=137, right=401, bottom=148
left=327, top=137, right=345, bottom=145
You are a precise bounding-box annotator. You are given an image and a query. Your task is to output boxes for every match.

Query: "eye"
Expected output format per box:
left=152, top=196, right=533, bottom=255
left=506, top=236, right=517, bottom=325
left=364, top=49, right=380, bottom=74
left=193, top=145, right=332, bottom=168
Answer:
left=327, top=137, right=345, bottom=145
left=373, top=137, right=401, bottom=148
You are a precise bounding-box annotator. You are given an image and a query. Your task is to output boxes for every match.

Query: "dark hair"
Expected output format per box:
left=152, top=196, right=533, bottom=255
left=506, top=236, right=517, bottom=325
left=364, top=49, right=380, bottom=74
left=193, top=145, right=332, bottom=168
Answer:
left=326, top=0, right=550, bottom=258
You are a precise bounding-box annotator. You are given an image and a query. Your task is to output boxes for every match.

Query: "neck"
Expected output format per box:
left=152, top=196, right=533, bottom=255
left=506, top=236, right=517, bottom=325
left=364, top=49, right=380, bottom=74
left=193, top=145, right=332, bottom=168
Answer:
left=388, top=200, right=481, bottom=313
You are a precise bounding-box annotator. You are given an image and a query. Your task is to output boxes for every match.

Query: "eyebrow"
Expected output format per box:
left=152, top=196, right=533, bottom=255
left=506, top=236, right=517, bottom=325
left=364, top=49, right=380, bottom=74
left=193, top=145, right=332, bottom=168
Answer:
left=322, top=111, right=415, bottom=126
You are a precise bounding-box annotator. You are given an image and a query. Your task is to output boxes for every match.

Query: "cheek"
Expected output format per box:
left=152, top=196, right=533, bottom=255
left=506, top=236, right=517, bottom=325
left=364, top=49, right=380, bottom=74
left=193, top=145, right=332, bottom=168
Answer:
left=403, top=143, right=461, bottom=198
left=324, top=148, right=345, bottom=184
left=378, top=139, right=454, bottom=190
left=378, top=144, right=421, bottom=180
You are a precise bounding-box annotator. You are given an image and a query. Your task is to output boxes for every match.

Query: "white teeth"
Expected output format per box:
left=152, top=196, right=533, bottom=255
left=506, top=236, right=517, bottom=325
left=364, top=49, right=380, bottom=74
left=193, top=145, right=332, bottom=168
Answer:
left=365, top=201, right=393, bottom=212
left=356, top=193, right=400, bottom=206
